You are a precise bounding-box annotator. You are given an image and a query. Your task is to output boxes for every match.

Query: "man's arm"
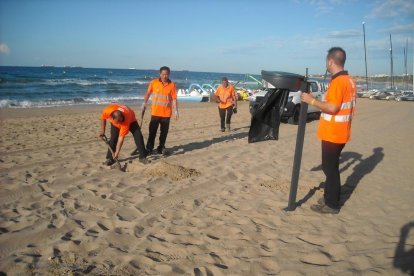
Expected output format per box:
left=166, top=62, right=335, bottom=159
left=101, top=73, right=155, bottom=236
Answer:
left=232, top=87, right=237, bottom=108
left=99, top=119, right=106, bottom=137
left=173, top=99, right=179, bottom=120
left=301, top=93, right=340, bottom=114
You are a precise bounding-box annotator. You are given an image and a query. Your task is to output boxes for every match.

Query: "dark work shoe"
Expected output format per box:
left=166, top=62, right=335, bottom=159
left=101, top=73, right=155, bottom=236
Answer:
left=221, top=128, right=225, bottom=132
left=156, top=146, right=164, bottom=154
left=103, top=158, right=115, bottom=166
left=311, top=204, right=340, bottom=214
left=317, top=198, right=325, bottom=205
left=139, top=158, right=149, bottom=165
left=130, top=148, right=140, bottom=156
left=146, top=149, right=154, bottom=156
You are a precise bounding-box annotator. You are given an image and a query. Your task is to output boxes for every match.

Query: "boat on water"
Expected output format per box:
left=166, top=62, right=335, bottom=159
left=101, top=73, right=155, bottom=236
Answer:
left=177, top=83, right=212, bottom=102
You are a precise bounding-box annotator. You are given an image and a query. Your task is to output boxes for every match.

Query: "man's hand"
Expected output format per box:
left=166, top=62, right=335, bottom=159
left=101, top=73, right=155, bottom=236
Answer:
left=300, top=92, right=314, bottom=105
left=174, top=110, right=179, bottom=121
left=141, top=102, right=147, bottom=111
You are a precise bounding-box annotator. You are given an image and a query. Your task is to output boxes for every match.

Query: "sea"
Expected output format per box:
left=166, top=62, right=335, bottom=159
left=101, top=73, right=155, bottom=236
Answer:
left=0, top=66, right=260, bottom=108
left=0, top=66, right=395, bottom=109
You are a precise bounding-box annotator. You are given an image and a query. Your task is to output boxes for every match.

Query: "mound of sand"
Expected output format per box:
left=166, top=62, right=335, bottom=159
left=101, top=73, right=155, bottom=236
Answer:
left=127, top=160, right=201, bottom=181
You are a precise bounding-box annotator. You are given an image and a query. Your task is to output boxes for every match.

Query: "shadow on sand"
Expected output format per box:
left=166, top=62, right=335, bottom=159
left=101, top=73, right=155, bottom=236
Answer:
left=393, top=221, right=414, bottom=275
left=297, top=147, right=384, bottom=208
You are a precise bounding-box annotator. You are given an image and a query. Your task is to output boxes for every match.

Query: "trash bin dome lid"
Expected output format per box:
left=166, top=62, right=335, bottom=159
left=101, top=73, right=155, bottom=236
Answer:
left=261, top=70, right=305, bottom=79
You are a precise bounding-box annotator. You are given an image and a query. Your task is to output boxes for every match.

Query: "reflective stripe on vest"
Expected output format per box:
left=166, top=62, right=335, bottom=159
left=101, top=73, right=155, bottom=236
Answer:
left=152, top=99, right=171, bottom=107
left=321, top=113, right=352, bottom=122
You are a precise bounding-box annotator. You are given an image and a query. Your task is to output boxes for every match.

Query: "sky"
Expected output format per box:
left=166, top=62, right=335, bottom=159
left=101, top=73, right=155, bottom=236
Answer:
left=0, top=0, right=413, bottom=76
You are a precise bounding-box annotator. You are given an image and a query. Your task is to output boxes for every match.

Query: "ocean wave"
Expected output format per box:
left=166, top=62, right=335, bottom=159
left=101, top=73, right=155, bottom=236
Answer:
left=0, top=77, right=150, bottom=86
left=0, top=96, right=145, bottom=108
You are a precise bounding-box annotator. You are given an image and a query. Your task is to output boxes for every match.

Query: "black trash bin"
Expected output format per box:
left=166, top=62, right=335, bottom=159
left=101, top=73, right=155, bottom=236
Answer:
left=248, top=71, right=308, bottom=143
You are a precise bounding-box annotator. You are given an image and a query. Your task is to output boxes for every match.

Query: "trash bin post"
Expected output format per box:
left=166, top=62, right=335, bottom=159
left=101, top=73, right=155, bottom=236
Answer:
left=287, top=68, right=310, bottom=211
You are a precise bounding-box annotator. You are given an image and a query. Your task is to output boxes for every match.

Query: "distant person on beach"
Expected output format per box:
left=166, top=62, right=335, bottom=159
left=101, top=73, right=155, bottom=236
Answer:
left=215, top=77, right=237, bottom=132
left=301, top=47, right=357, bottom=214
left=99, top=103, right=148, bottom=165
left=142, top=66, right=178, bottom=155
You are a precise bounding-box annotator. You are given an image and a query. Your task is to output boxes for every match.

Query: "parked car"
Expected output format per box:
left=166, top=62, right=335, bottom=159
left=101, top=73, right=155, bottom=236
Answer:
left=395, top=91, right=414, bottom=101
left=369, top=91, right=396, bottom=100
left=249, top=79, right=325, bottom=124
left=357, top=89, right=378, bottom=98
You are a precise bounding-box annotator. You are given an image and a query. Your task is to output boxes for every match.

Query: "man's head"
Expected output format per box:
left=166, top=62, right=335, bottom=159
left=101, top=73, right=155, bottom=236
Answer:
left=159, top=66, right=170, bottom=83
left=110, top=110, right=125, bottom=123
left=221, top=77, right=229, bottom=88
left=326, top=47, right=346, bottom=74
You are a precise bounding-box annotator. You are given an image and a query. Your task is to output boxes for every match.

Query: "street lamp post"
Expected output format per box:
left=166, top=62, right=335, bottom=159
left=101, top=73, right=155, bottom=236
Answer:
left=363, top=22, right=368, bottom=91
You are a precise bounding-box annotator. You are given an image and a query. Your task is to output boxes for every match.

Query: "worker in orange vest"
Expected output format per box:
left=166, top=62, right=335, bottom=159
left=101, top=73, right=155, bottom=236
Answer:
left=142, top=66, right=178, bottom=155
left=99, top=103, right=148, bottom=165
left=301, top=47, right=357, bottom=214
left=215, top=77, right=237, bottom=132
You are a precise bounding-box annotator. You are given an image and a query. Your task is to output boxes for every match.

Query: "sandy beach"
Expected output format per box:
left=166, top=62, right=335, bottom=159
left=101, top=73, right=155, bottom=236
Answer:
left=0, top=99, right=413, bottom=275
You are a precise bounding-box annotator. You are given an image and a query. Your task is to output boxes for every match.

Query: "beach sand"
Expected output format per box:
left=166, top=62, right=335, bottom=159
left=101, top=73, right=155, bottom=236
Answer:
left=0, top=100, right=413, bottom=275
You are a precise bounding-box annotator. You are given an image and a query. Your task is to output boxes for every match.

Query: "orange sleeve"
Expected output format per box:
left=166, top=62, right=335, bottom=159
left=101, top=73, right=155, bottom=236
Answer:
left=326, top=80, right=343, bottom=107
left=171, top=82, right=177, bottom=99
left=101, top=106, right=112, bottom=120
left=215, top=87, right=221, bottom=96
left=119, top=125, right=129, bottom=137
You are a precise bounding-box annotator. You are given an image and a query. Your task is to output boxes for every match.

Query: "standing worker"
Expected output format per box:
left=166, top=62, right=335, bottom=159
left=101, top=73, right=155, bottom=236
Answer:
left=215, top=77, right=237, bottom=132
left=99, top=103, right=148, bottom=165
left=301, top=47, right=357, bottom=214
left=142, top=66, right=178, bottom=155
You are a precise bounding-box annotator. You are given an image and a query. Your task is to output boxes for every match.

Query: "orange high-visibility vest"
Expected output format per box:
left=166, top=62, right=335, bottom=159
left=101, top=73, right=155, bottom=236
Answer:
left=317, top=72, right=357, bottom=144
left=146, top=78, right=177, bottom=118
left=215, top=85, right=236, bottom=109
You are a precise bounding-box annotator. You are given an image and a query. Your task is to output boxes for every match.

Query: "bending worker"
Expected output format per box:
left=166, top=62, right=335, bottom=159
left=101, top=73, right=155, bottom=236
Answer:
left=301, top=47, right=357, bottom=214
left=142, top=66, right=178, bottom=155
left=99, top=103, right=148, bottom=165
left=215, top=77, right=237, bottom=132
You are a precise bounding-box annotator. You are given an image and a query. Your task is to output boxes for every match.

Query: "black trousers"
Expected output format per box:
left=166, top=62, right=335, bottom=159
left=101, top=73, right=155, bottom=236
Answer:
left=106, top=121, right=146, bottom=159
left=322, top=140, right=345, bottom=209
left=146, top=116, right=170, bottom=151
left=218, top=106, right=233, bottom=129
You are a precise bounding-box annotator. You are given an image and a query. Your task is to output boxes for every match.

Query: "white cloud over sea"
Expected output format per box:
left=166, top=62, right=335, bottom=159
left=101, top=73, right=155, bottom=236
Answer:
left=0, top=43, right=10, bottom=54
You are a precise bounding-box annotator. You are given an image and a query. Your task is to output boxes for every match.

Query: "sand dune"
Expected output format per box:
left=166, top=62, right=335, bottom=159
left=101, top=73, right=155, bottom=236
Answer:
left=0, top=100, right=413, bottom=275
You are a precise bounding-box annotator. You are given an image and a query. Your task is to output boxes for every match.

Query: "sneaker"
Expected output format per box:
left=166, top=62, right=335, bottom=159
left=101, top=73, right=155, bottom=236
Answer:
left=103, top=158, right=115, bottom=166
left=130, top=148, right=140, bottom=156
left=317, top=197, right=325, bottom=205
left=310, top=204, right=340, bottom=214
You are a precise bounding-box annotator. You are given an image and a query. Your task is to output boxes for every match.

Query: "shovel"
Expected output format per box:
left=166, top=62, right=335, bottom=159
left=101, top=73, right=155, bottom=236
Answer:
left=101, top=135, right=124, bottom=171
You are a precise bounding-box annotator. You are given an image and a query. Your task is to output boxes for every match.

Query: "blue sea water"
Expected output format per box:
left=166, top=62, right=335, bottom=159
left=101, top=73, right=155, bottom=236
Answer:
left=0, top=66, right=257, bottom=108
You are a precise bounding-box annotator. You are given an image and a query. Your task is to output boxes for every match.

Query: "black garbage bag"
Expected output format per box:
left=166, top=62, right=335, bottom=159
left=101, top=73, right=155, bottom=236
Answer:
left=248, top=88, right=289, bottom=143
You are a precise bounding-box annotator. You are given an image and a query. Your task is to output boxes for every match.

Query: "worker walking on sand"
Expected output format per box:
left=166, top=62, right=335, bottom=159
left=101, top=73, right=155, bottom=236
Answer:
left=301, top=47, right=357, bottom=214
left=142, top=66, right=178, bottom=155
left=99, top=103, right=148, bottom=165
left=215, top=77, right=237, bottom=132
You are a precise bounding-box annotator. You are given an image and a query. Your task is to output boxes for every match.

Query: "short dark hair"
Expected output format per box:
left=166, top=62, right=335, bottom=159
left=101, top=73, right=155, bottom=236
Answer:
left=160, top=66, right=170, bottom=73
left=327, top=47, right=346, bottom=67
left=221, top=77, right=228, bottom=82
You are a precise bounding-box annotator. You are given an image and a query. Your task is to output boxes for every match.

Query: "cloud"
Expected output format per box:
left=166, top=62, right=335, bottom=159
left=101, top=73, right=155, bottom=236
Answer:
left=380, top=23, right=414, bottom=34
left=327, top=30, right=362, bottom=38
left=301, top=0, right=345, bottom=15
left=368, top=0, right=414, bottom=19
left=0, top=43, right=10, bottom=54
